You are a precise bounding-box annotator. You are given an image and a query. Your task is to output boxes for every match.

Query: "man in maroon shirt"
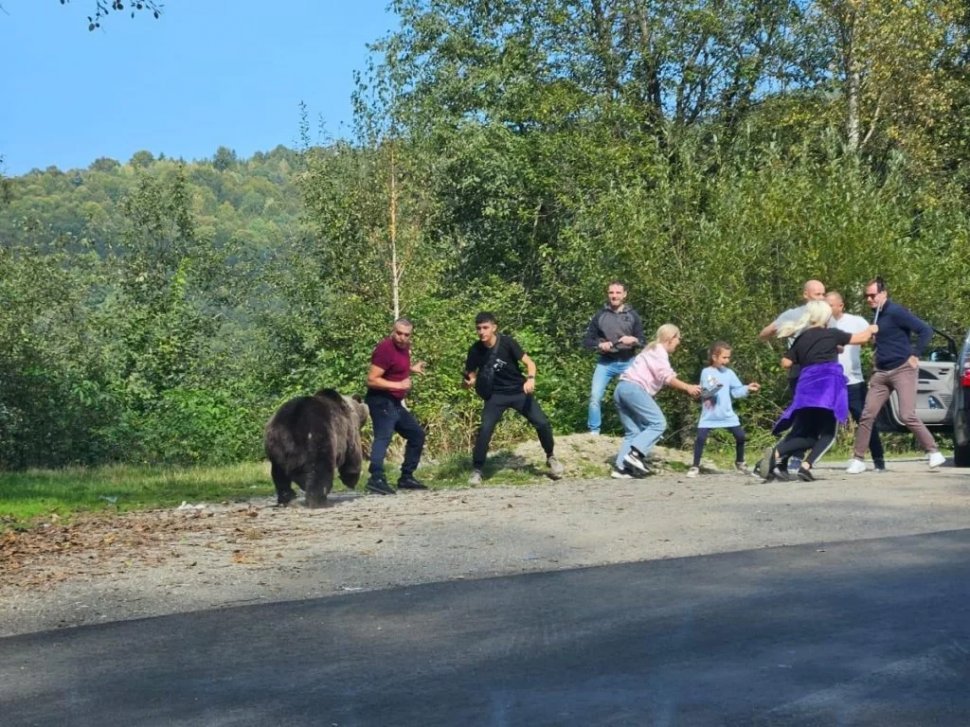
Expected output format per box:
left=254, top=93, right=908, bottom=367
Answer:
left=365, top=318, right=428, bottom=495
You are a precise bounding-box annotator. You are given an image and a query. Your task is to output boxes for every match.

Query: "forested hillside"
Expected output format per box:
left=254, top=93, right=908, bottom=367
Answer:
left=2, top=0, right=969, bottom=469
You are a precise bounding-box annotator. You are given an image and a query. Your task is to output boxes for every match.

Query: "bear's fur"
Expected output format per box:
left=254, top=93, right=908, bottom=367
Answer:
left=264, top=389, right=369, bottom=508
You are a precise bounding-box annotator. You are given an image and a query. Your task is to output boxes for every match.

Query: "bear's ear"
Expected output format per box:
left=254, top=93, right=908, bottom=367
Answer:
left=352, top=393, right=363, bottom=403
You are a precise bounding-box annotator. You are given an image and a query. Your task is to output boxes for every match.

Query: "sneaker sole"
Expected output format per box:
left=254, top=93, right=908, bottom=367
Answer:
left=623, top=456, right=649, bottom=475
left=762, top=446, right=777, bottom=475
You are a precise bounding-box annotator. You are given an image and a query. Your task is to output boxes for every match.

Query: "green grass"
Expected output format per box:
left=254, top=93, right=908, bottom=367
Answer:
left=0, top=453, right=562, bottom=532
left=0, top=462, right=271, bottom=530
left=0, top=430, right=932, bottom=532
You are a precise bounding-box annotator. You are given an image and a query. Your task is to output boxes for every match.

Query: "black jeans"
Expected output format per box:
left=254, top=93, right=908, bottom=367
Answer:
left=473, top=391, right=554, bottom=470
left=366, top=393, right=425, bottom=479
left=847, top=381, right=885, bottom=467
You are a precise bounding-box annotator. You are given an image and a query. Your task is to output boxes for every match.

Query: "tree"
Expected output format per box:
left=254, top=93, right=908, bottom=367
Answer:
left=90, top=157, right=120, bottom=172
left=802, top=0, right=967, bottom=164
left=129, top=150, right=155, bottom=169
left=212, top=146, right=238, bottom=172
left=58, top=0, right=163, bottom=31
left=0, top=155, right=11, bottom=206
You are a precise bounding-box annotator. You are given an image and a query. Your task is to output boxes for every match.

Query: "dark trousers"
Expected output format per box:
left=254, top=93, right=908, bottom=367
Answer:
left=366, top=393, right=425, bottom=479
left=776, top=407, right=836, bottom=466
left=847, top=381, right=885, bottom=467
left=693, top=426, right=746, bottom=467
left=473, top=392, right=554, bottom=470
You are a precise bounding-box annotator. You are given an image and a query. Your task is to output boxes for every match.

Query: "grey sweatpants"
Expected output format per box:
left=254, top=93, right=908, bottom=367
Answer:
left=853, top=362, right=938, bottom=458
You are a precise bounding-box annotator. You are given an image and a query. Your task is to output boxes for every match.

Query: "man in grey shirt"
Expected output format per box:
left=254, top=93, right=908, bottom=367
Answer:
left=757, top=279, right=826, bottom=474
left=759, top=279, right=826, bottom=395
left=582, top=281, right=645, bottom=434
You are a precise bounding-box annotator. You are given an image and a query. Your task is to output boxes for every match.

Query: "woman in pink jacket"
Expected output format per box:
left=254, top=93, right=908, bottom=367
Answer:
left=612, top=324, right=701, bottom=478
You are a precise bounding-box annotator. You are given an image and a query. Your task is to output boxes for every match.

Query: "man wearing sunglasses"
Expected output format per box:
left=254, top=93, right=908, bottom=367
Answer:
left=846, top=278, right=947, bottom=473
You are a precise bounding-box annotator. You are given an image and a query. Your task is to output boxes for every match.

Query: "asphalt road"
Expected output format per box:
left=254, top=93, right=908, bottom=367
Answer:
left=3, top=529, right=970, bottom=726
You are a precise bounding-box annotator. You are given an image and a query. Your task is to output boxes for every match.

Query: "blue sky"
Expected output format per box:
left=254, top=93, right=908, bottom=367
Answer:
left=0, top=1, right=397, bottom=175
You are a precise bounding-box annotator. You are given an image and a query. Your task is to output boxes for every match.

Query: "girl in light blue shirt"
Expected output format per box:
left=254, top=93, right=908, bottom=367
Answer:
left=688, top=341, right=760, bottom=477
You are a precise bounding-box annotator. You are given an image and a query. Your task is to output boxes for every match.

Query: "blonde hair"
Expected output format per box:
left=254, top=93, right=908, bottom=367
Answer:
left=777, top=300, right=832, bottom=339
left=648, top=323, right=681, bottom=349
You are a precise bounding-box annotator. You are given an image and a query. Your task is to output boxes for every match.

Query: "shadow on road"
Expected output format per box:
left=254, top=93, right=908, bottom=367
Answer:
left=3, top=529, right=970, bottom=725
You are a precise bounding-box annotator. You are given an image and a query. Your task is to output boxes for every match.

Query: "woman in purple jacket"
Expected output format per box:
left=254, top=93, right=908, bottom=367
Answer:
left=763, top=301, right=877, bottom=482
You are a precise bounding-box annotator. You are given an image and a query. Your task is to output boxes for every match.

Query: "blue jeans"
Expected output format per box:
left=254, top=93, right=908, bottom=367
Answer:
left=588, top=357, right=633, bottom=433
left=613, top=380, right=667, bottom=470
left=365, top=393, right=426, bottom=479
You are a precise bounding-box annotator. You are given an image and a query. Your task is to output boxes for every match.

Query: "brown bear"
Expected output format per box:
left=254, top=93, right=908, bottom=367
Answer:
left=264, top=389, right=369, bottom=508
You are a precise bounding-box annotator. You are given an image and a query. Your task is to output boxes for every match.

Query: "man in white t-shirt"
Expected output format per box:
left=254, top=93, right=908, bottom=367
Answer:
left=826, top=291, right=886, bottom=470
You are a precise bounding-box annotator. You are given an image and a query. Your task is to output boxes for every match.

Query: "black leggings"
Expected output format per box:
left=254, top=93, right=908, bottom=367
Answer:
left=693, top=426, right=746, bottom=467
left=776, top=408, right=836, bottom=467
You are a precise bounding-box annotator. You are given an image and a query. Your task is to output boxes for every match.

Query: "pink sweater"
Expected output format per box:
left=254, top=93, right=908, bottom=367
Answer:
left=619, top=345, right=675, bottom=395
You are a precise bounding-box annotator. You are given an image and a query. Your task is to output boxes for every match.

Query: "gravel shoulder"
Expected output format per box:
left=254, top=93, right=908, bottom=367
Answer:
left=2, top=436, right=968, bottom=638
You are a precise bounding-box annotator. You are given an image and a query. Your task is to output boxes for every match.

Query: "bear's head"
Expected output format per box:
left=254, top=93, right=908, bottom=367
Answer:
left=343, top=393, right=369, bottom=430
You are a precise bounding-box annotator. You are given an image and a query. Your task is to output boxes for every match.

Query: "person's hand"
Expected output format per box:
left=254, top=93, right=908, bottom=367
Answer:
left=523, top=377, right=536, bottom=395
left=411, top=361, right=426, bottom=375
left=747, top=382, right=761, bottom=392
left=462, top=372, right=475, bottom=388
left=598, top=341, right=614, bottom=352
left=617, top=335, right=638, bottom=346
left=398, top=377, right=412, bottom=392
left=685, top=383, right=702, bottom=398
left=908, top=355, right=919, bottom=369
left=869, top=324, right=879, bottom=334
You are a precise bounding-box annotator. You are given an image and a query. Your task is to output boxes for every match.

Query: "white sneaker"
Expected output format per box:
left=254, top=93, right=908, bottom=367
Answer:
left=686, top=466, right=699, bottom=478
left=610, top=466, right=633, bottom=480
left=846, top=458, right=866, bottom=475
left=468, top=469, right=483, bottom=486
left=547, top=456, right=565, bottom=479
left=928, top=451, right=946, bottom=469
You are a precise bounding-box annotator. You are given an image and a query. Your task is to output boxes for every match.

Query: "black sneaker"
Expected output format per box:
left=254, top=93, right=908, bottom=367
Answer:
left=397, top=475, right=428, bottom=491
left=623, top=448, right=651, bottom=476
left=366, top=476, right=396, bottom=496
left=797, top=466, right=815, bottom=482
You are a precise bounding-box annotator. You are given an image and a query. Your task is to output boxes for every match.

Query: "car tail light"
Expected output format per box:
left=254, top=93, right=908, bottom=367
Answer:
left=963, top=370, right=970, bottom=388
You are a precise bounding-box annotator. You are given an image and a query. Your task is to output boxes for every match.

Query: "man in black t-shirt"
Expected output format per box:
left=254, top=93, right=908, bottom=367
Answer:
left=463, top=312, right=563, bottom=485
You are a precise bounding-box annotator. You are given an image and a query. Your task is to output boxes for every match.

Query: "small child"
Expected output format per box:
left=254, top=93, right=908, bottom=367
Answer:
left=688, top=341, right=760, bottom=477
